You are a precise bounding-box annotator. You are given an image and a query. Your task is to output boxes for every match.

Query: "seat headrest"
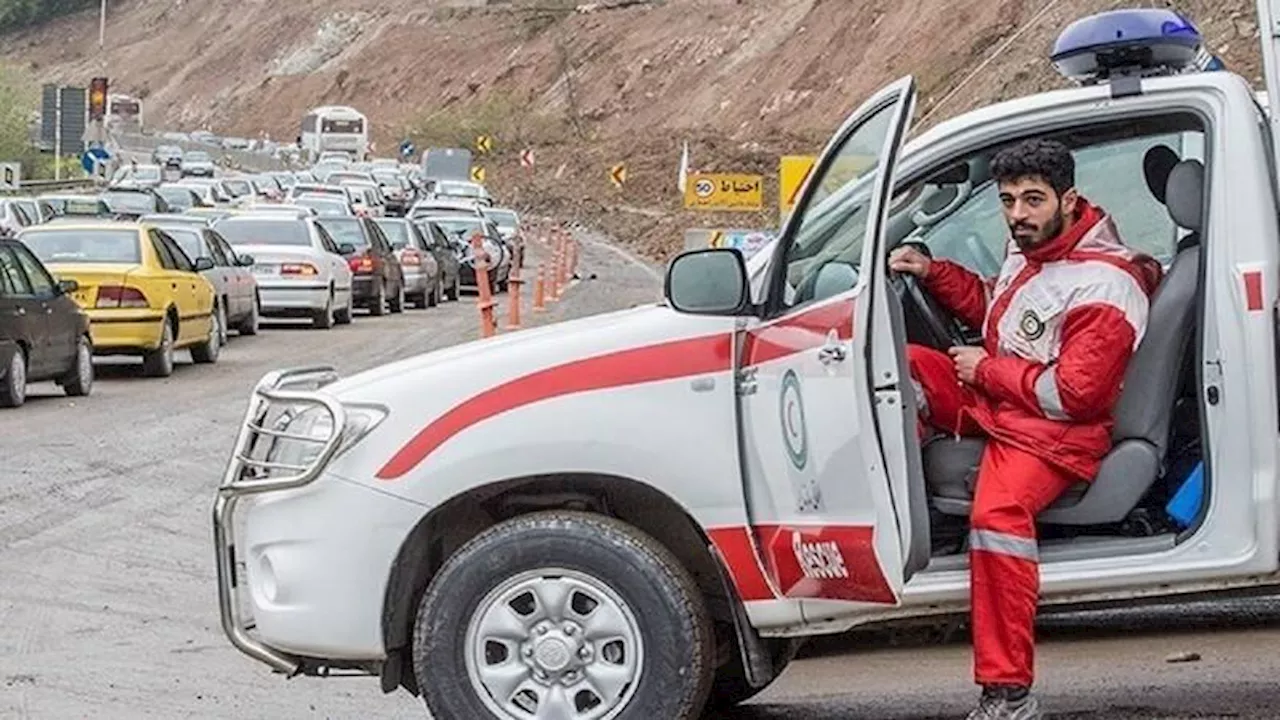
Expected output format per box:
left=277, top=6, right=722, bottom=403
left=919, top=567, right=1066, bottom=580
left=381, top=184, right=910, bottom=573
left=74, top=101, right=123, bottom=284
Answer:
left=1143, top=145, right=1180, bottom=205
left=1166, top=160, right=1205, bottom=232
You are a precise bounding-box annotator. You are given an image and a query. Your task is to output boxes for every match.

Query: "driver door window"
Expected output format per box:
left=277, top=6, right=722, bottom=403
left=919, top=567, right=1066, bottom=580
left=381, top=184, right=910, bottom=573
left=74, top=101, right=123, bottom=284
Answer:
left=776, top=101, right=897, bottom=311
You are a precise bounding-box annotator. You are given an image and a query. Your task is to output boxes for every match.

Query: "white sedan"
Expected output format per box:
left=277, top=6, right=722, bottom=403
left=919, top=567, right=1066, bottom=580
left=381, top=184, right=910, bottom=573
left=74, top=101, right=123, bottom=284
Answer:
left=214, top=215, right=355, bottom=329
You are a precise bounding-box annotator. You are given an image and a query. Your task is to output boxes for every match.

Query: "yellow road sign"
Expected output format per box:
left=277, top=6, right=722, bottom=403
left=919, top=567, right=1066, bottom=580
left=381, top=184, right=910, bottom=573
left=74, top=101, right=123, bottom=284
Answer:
left=684, top=172, right=764, bottom=211
left=476, top=135, right=493, bottom=154
left=471, top=166, right=486, bottom=184
left=609, top=163, right=627, bottom=188
left=779, top=155, right=817, bottom=215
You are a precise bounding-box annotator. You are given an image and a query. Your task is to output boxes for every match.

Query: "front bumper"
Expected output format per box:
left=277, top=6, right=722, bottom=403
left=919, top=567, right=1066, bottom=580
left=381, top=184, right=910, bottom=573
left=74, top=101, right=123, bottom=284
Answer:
left=213, top=368, right=418, bottom=672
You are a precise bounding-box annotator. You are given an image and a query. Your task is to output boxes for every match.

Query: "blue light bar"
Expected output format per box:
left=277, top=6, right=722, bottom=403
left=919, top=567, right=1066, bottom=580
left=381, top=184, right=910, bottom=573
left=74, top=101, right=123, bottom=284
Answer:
left=1051, top=9, right=1205, bottom=83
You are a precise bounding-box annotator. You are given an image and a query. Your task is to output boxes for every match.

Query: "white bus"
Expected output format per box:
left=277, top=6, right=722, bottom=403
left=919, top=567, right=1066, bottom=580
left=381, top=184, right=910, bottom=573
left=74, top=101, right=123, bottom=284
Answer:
left=107, top=93, right=144, bottom=134
left=299, top=105, right=369, bottom=163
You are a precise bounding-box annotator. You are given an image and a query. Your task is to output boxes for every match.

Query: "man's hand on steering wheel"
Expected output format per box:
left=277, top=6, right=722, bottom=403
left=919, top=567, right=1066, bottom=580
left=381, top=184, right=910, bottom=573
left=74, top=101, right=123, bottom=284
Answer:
left=887, top=242, right=970, bottom=349
left=889, top=245, right=932, bottom=278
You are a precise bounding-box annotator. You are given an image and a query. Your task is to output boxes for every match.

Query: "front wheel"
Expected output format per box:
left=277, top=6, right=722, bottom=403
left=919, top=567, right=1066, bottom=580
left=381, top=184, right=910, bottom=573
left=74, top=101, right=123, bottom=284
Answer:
left=413, top=511, right=715, bottom=720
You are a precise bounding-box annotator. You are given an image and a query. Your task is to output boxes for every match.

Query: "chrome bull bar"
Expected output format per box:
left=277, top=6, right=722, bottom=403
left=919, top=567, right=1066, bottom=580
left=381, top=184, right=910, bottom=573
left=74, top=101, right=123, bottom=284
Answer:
left=212, top=366, right=346, bottom=675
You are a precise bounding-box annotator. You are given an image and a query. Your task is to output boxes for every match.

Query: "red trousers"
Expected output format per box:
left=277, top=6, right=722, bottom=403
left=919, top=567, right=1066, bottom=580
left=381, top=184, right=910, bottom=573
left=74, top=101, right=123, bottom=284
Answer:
left=908, top=345, right=1077, bottom=688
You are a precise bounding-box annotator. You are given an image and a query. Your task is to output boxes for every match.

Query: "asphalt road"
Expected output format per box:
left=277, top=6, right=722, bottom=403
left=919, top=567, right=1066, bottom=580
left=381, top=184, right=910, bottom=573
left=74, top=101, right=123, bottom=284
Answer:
left=2, top=229, right=1280, bottom=720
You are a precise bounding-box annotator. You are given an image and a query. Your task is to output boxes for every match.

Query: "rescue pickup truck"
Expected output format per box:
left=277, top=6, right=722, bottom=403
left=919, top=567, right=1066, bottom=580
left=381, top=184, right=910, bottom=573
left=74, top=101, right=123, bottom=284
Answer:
left=214, top=7, right=1280, bottom=719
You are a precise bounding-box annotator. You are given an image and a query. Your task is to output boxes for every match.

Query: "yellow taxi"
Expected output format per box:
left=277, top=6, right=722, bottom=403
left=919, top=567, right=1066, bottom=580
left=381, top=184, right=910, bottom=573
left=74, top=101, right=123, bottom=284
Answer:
left=16, top=221, right=222, bottom=377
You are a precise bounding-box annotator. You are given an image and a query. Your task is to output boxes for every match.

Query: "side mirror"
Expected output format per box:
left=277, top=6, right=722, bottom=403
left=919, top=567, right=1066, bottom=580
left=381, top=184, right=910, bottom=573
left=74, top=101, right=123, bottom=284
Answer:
left=338, top=242, right=356, bottom=255
left=56, top=278, right=79, bottom=294
left=193, top=256, right=216, bottom=272
left=237, top=254, right=256, bottom=266
left=664, top=248, right=749, bottom=315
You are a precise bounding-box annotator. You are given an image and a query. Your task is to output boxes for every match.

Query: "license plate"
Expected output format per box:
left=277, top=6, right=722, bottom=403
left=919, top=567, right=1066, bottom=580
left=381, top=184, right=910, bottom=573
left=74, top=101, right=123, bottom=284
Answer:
left=251, top=264, right=277, bottom=275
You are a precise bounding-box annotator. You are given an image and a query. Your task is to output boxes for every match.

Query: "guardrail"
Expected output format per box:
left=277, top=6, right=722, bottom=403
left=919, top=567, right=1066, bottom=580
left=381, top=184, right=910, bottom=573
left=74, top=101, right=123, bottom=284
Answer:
left=0, top=178, right=99, bottom=195
left=116, top=133, right=294, bottom=173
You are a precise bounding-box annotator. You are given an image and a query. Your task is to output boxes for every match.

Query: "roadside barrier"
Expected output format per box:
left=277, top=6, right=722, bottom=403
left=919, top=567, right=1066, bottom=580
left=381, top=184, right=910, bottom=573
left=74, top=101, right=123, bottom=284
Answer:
left=471, top=234, right=497, bottom=338
left=533, top=265, right=547, bottom=312
left=549, top=243, right=562, bottom=302
left=506, top=265, right=524, bottom=330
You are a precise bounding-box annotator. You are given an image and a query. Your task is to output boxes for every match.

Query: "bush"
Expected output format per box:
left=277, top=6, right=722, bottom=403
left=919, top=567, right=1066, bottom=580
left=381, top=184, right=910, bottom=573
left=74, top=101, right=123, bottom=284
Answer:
left=0, top=0, right=96, bottom=33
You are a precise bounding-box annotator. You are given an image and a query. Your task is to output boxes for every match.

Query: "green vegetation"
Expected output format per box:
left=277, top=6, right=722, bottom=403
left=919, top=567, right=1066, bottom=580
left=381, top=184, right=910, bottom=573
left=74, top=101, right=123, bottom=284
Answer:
left=0, top=61, right=83, bottom=180
left=0, top=0, right=96, bottom=33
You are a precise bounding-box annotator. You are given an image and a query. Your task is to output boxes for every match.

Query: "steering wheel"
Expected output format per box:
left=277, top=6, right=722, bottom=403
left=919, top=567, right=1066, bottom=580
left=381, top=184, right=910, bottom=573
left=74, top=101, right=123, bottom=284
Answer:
left=889, top=241, right=970, bottom=349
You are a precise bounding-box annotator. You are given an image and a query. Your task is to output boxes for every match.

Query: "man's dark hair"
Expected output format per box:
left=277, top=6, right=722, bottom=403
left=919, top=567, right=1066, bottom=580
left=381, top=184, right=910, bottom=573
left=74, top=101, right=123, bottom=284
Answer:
left=989, top=138, right=1075, bottom=196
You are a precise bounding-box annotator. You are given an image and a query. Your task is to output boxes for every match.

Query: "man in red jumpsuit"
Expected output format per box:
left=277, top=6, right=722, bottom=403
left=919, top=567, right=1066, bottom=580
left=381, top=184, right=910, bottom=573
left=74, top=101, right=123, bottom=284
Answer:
left=889, top=139, right=1161, bottom=720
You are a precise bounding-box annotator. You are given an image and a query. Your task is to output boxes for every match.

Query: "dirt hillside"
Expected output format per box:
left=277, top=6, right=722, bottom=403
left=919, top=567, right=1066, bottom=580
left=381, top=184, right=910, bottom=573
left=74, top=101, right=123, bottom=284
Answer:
left=2, top=0, right=1262, bottom=261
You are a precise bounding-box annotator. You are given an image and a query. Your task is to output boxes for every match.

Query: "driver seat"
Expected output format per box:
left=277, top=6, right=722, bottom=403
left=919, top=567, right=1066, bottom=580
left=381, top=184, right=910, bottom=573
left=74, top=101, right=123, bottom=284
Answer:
left=924, top=158, right=1203, bottom=525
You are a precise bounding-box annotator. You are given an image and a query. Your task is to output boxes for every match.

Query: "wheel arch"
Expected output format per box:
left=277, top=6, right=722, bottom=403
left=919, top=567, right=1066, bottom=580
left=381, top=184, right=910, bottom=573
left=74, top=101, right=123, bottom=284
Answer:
left=377, top=471, right=754, bottom=696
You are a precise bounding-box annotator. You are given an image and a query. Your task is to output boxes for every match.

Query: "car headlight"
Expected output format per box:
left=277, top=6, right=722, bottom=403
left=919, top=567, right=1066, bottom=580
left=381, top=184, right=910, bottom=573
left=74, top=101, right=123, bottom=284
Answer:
left=266, top=402, right=387, bottom=472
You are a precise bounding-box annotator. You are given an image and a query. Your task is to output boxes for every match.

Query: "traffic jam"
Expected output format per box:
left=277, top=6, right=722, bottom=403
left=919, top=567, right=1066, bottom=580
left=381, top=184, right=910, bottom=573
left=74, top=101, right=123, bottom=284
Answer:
left=0, top=134, right=530, bottom=406
left=9, top=4, right=1280, bottom=720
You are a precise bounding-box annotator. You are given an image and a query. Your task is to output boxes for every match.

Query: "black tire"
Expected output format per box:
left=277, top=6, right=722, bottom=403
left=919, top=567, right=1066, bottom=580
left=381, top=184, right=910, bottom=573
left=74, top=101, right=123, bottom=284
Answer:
left=312, top=293, right=335, bottom=329
left=426, top=279, right=440, bottom=308
left=389, top=282, right=405, bottom=314
left=334, top=294, right=353, bottom=325
left=370, top=281, right=387, bottom=316
left=60, top=335, right=93, bottom=397
left=0, top=346, right=26, bottom=408
left=704, top=638, right=800, bottom=712
left=413, top=511, right=716, bottom=720
left=190, top=306, right=221, bottom=364
left=410, top=291, right=427, bottom=310
left=142, top=320, right=176, bottom=377
left=238, top=294, right=260, bottom=336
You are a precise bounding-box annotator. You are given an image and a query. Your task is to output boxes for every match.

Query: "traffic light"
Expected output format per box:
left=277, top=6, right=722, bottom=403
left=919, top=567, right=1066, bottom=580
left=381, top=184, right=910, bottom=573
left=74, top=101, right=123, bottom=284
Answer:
left=89, top=77, right=108, bottom=121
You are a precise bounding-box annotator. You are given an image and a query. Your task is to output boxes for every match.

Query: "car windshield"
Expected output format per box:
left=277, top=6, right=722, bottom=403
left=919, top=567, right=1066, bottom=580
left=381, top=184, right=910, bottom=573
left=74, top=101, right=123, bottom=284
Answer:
left=222, top=180, right=252, bottom=197
left=374, top=220, right=411, bottom=249
left=158, top=227, right=205, bottom=261
left=438, top=182, right=480, bottom=197
left=315, top=218, right=368, bottom=248
left=102, top=190, right=157, bottom=213
left=21, top=228, right=141, bottom=264
left=483, top=209, right=518, bottom=227
left=156, top=186, right=195, bottom=209
left=294, top=195, right=350, bottom=215
left=431, top=218, right=485, bottom=240
left=216, top=218, right=312, bottom=246
left=185, top=151, right=210, bottom=162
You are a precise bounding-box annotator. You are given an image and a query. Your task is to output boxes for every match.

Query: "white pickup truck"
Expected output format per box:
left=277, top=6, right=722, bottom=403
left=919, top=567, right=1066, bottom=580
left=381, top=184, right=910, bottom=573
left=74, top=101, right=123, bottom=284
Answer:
left=214, top=6, right=1280, bottom=719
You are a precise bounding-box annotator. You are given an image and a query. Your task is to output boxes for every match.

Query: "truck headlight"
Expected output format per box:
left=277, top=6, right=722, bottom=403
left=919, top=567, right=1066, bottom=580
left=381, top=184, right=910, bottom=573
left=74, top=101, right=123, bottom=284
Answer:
left=266, top=402, right=387, bottom=472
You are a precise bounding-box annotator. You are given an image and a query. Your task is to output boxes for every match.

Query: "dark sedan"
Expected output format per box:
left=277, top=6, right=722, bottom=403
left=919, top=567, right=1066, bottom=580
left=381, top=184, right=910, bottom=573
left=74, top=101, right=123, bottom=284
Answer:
left=423, top=215, right=511, bottom=292
left=0, top=238, right=93, bottom=407
left=314, top=217, right=406, bottom=316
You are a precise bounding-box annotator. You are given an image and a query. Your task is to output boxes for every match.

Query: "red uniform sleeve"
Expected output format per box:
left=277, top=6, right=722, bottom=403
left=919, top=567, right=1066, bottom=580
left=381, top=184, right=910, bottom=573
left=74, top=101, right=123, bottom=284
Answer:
left=921, top=259, right=990, bottom=331
left=974, top=304, right=1138, bottom=422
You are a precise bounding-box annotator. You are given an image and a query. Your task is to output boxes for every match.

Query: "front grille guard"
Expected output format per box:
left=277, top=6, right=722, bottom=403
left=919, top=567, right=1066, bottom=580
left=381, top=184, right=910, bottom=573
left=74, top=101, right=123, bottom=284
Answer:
left=212, top=366, right=346, bottom=675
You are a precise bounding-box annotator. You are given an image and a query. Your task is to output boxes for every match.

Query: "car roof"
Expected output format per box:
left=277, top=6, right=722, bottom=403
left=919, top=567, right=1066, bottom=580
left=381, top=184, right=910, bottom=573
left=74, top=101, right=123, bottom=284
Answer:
left=22, top=220, right=142, bottom=232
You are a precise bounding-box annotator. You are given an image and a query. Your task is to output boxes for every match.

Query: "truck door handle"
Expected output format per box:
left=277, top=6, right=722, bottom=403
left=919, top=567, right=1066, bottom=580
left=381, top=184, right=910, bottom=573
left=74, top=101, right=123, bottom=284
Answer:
left=818, top=331, right=847, bottom=365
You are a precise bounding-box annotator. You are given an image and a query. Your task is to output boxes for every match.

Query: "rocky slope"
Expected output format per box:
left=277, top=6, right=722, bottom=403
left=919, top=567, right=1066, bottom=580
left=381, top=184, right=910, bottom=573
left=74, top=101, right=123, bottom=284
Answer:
left=2, top=0, right=1263, bottom=260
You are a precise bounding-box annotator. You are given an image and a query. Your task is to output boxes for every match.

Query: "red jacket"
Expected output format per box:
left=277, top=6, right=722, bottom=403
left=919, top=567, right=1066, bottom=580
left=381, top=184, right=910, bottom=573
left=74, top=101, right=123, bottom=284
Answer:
left=922, top=199, right=1162, bottom=480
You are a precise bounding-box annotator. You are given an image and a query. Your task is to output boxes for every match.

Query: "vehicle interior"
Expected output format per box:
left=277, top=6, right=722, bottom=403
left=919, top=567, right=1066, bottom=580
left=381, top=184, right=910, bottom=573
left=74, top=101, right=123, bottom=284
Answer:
left=786, top=111, right=1210, bottom=563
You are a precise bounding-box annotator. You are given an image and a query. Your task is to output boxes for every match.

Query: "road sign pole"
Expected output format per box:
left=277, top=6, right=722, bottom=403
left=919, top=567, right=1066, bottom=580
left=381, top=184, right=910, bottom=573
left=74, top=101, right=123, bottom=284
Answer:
left=54, top=90, right=63, bottom=181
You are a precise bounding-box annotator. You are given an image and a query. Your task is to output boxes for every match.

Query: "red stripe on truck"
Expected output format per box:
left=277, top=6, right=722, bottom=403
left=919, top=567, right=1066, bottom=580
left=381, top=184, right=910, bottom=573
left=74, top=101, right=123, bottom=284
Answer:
left=375, top=334, right=734, bottom=479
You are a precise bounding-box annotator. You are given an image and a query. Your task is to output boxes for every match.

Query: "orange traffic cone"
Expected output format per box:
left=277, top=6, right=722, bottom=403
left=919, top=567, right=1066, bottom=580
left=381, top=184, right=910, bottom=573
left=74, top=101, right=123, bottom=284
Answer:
left=472, top=234, right=497, bottom=338
left=506, top=266, right=524, bottom=330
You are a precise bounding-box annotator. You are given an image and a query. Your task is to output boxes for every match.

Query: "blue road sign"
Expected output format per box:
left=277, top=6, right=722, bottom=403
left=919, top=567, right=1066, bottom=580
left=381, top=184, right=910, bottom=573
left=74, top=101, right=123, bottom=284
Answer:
left=81, top=146, right=111, bottom=174
left=400, top=139, right=416, bottom=158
